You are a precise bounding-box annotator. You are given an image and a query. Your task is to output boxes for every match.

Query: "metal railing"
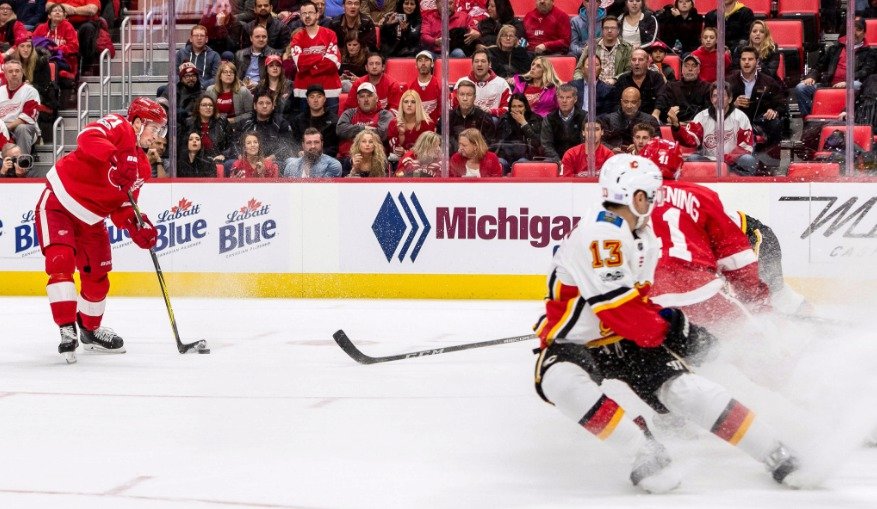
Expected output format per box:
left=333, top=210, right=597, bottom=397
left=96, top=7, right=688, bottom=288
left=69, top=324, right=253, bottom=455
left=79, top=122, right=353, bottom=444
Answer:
left=98, top=49, right=111, bottom=116
left=142, top=3, right=157, bottom=76
left=77, top=82, right=90, bottom=132
left=119, top=16, right=133, bottom=106
left=51, top=116, right=65, bottom=164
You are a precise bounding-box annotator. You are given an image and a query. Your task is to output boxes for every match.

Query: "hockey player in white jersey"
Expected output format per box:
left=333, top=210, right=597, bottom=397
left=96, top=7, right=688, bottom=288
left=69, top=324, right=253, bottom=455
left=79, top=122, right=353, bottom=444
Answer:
left=533, top=154, right=802, bottom=492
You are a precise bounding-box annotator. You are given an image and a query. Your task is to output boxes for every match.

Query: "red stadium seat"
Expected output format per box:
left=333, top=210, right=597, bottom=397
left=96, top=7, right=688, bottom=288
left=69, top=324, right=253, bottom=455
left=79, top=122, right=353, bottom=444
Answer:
left=776, top=52, right=786, bottom=83
left=510, top=0, right=531, bottom=17
left=650, top=0, right=675, bottom=9
left=765, top=19, right=804, bottom=83
left=386, top=58, right=418, bottom=85
left=216, top=163, right=225, bottom=178
left=747, top=0, right=772, bottom=18
left=338, top=93, right=348, bottom=115
left=804, top=89, right=847, bottom=122
left=679, top=161, right=729, bottom=179
left=786, top=162, right=841, bottom=179
left=554, top=0, right=581, bottom=13
left=867, top=20, right=877, bottom=46
left=511, top=162, right=559, bottom=177
left=547, top=56, right=576, bottom=82
left=660, top=125, right=673, bottom=139
left=435, top=59, right=472, bottom=84
left=663, top=54, right=680, bottom=80
left=776, top=0, right=820, bottom=51
left=816, top=125, right=873, bottom=155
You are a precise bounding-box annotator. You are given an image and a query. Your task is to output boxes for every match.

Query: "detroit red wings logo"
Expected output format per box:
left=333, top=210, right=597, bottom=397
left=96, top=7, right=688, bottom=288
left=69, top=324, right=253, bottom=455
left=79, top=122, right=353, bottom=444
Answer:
left=240, top=198, right=262, bottom=213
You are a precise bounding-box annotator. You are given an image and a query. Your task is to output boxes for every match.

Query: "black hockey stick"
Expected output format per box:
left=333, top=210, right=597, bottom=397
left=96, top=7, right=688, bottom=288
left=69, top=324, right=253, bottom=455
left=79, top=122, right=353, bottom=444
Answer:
left=332, top=329, right=535, bottom=364
left=127, top=191, right=210, bottom=354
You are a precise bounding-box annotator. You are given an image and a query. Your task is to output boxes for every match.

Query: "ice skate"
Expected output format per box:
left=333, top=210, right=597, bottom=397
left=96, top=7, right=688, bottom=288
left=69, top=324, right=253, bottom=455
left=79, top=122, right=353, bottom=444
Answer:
left=764, top=443, right=801, bottom=488
left=78, top=318, right=126, bottom=354
left=58, top=324, right=79, bottom=364
left=630, top=439, right=681, bottom=494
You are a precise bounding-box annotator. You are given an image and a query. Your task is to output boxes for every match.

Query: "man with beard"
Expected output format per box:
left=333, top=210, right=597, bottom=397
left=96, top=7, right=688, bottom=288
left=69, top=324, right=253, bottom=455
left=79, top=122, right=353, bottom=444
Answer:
left=283, top=127, right=342, bottom=177
left=232, top=0, right=292, bottom=52
left=407, top=51, right=442, bottom=123
left=654, top=54, right=710, bottom=124
left=161, top=63, right=203, bottom=124
left=728, top=47, right=786, bottom=173
left=288, top=84, right=340, bottom=158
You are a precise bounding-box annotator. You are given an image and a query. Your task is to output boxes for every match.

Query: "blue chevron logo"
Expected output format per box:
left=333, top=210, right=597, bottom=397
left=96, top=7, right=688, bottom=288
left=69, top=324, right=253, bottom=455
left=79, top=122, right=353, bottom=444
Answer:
left=371, top=192, right=431, bottom=262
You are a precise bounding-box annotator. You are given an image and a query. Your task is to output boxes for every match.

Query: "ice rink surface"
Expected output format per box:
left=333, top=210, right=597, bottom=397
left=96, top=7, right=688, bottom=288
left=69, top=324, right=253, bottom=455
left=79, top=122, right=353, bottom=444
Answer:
left=2, top=297, right=877, bottom=509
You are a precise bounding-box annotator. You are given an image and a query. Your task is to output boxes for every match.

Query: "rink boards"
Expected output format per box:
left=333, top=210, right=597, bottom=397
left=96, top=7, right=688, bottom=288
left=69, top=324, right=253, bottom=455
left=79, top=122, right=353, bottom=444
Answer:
left=1, top=180, right=875, bottom=300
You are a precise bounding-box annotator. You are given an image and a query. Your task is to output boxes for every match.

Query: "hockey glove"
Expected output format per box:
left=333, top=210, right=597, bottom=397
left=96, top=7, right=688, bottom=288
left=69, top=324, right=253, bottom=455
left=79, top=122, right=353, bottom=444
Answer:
left=111, top=207, right=157, bottom=250
left=108, top=152, right=142, bottom=192
left=659, top=308, right=717, bottom=366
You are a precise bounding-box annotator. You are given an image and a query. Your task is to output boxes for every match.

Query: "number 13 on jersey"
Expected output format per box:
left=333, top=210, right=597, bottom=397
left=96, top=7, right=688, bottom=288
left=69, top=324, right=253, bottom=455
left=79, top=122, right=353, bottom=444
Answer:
left=589, top=240, right=623, bottom=268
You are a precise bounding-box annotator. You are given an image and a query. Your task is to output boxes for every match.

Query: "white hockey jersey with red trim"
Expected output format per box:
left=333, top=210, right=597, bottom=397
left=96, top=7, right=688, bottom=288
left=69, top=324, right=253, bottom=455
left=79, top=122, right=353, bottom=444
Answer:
left=650, top=181, right=768, bottom=307
left=45, top=113, right=151, bottom=225
left=0, top=82, right=41, bottom=124
left=290, top=26, right=342, bottom=98
left=534, top=207, right=668, bottom=350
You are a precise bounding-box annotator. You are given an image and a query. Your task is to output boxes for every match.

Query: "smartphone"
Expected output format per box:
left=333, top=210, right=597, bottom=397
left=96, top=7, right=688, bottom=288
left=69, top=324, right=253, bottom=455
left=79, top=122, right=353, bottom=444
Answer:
left=397, top=13, right=406, bottom=22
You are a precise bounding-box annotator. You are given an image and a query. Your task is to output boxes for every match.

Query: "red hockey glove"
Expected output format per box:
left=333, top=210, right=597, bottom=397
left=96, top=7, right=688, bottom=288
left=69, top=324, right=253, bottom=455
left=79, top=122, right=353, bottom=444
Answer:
left=111, top=207, right=157, bottom=250
left=108, top=152, right=142, bottom=192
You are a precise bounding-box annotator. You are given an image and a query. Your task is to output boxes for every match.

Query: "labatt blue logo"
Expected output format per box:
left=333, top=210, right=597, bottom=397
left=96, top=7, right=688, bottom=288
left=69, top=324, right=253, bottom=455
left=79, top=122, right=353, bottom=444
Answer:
left=219, top=197, right=276, bottom=255
left=14, top=210, right=40, bottom=255
left=108, top=197, right=207, bottom=252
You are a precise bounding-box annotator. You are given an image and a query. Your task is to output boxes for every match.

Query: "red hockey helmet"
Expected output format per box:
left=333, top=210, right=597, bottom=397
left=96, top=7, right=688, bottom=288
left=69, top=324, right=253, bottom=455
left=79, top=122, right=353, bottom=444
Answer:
left=127, top=97, right=168, bottom=132
left=641, top=138, right=684, bottom=180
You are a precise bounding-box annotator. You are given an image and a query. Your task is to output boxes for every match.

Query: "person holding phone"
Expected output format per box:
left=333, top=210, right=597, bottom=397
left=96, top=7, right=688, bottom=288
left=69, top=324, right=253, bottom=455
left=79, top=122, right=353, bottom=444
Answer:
left=379, top=0, right=422, bottom=57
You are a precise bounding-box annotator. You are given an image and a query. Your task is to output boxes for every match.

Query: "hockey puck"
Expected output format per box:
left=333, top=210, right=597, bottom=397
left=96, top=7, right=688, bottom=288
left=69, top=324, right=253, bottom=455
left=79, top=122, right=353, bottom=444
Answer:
left=198, top=347, right=211, bottom=354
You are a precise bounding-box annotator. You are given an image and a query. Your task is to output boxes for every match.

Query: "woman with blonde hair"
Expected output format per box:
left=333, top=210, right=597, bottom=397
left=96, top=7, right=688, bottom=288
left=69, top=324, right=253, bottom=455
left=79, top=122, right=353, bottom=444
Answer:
left=346, top=129, right=388, bottom=177
left=449, top=128, right=502, bottom=177
left=387, top=89, right=435, bottom=162
left=512, top=56, right=562, bottom=117
left=231, top=132, right=280, bottom=178
left=397, top=131, right=442, bottom=177
left=732, top=19, right=781, bottom=82
left=205, top=60, right=254, bottom=125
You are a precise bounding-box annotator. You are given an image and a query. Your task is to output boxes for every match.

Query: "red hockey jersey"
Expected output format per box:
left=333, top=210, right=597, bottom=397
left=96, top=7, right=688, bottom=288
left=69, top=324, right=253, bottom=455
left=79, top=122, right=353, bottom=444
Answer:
left=650, top=181, right=769, bottom=307
left=45, top=114, right=150, bottom=225
left=344, top=74, right=404, bottom=111
left=407, top=75, right=443, bottom=122
left=290, top=26, right=342, bottom=98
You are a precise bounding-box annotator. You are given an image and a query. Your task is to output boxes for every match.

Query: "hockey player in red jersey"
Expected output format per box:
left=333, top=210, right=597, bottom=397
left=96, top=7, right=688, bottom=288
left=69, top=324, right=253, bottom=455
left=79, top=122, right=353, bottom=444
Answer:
left=642, top=138, right=771, bottom=332
left=35, top=97, right=168, bottom=363
left=533, top=154, right=801, bottom=492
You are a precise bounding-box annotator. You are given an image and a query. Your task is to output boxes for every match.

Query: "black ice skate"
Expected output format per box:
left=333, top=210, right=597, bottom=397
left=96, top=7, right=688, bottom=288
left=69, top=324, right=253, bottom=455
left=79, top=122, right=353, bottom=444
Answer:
left=78, top=317, right=126, bottom=354
left=58, top=324, right=79, bottom=364
left=765, top=443, right=801, bottom=487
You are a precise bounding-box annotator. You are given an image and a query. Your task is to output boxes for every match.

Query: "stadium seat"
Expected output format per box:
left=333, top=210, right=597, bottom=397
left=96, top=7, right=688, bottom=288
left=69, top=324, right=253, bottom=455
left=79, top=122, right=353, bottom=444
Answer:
left=435, top=59, right=472, bottom=84
left=764, top=19, right=804, bottom=84
left=776, top=52, right=786, bottom=83
left=868, top=19, right=877, bottom=46
left=386, top=58, right=418, bottom=85
left=511, top=161, right=559, bottom=177
left=786, top=162, right=841, bottom=179
left=650, top=0, right=675, bottom=9
left=338, top=93, right=347, bottom=115
left=804, top=88, right=846, bottom=122
left=216, top=163, right=225, bottom=178
left=815, top=125, right=874, bottom=159
left=554, top=0, right=581, bottom=12
left=510, top=0, right=531, bottom=16
left=747, top=0, right=772, bottom=18
left=663, top=54, right=680, bottom=80
left=679, top=161, right=729, bottom=179
left=776, top=0, right=819, bottom=52
left=547, top=56, right=576, bottom=82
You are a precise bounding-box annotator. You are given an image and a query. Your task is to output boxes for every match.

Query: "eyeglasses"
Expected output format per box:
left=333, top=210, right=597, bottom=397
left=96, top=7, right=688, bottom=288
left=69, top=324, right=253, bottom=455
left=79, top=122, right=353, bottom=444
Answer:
left=200, top=104, right=215, bottom=108
left=0, top=7, right=11, bottom=11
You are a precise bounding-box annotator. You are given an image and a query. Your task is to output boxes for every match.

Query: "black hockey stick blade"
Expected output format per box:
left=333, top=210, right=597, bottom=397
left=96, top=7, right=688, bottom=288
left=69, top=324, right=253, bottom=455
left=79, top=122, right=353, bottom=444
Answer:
left=332, top=329, right=535, bottom=364
left=180, top=339, right=211, bottom=354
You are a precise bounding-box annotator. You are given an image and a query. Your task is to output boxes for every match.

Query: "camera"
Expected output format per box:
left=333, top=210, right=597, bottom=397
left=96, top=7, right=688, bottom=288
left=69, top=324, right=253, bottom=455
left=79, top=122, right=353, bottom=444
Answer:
left=9, top=154, right=33, bottom=169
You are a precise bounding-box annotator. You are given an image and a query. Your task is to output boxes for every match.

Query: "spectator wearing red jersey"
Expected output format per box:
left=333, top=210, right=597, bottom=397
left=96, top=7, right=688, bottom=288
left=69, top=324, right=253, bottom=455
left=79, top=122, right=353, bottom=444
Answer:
left=421, top=0, right=479, bottom=57
left=0, top=1, right=27, bottom=53
left=449, top=128, right=502, bottom=177
left=522, top=0, right=571, bottom=56
left=342, top=52, right=404, bottom=111
left=290, top=0, right=343, bottom=117
left=560, top=120, right=613, bottom=177
left=34, top=4, right=80, bottom=76
left=397, top=130, right=442, bottom=177
left=406, top=50, right=442, bottom=122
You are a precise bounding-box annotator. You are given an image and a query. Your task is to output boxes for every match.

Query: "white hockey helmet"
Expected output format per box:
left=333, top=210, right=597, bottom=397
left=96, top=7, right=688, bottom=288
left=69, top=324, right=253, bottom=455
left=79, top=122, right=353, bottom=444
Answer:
left=599, top=154, right=663, bottom=229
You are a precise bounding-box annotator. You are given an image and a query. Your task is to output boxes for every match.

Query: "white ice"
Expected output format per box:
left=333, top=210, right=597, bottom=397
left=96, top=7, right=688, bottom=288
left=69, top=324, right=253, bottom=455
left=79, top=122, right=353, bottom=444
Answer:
left=1, top=297, right=876, bottom=509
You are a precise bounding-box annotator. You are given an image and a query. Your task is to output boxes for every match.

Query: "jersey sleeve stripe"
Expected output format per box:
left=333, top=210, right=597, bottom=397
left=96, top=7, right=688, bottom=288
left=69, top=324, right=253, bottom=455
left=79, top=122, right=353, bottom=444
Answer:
left=556, top=298, right=587, bottom=338
left=716, top=249, right=757, bottom=271
left=546, top=296, right=582, bottom=339
left=587, top=287, right=639, bottom=313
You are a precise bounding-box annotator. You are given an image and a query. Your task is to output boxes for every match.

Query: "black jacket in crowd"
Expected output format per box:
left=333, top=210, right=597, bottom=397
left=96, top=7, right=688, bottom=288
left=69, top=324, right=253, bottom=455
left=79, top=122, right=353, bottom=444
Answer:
left=598, top=110, right=660, bottom=150
left=654, top=78, right=712, bottom=123
left=288, top=109, right=340, bottom=159
left=442, top=106, right=496, bottom=153
left=613, top=69, right=666, bottom=116
left=540, top=109, right=586, bottom=161
left=493, top=112, right=544, bottom=163
left=487, top=46, right=533, bottom=79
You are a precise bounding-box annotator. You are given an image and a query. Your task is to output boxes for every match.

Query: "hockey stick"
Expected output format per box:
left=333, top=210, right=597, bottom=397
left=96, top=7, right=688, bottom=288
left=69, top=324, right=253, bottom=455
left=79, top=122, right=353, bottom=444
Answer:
left=127, top=191, right=210, bottom=354
left=332, top=329, right=535, bottom=364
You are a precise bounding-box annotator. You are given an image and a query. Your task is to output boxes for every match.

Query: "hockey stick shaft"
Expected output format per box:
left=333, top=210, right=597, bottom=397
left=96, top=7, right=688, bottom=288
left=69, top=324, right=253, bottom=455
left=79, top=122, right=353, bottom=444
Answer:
left=127, top=191, right=195, bottom=353
left=332, top=329, right=535, bottom=364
